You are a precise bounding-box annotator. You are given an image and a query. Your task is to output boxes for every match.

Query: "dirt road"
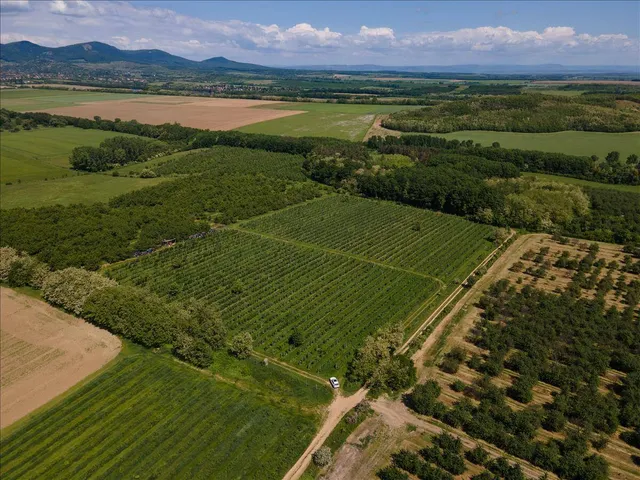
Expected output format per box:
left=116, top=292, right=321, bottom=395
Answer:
left=282, top=388, right=368, bottom=480
left=0, top=287, right=121, bottom=428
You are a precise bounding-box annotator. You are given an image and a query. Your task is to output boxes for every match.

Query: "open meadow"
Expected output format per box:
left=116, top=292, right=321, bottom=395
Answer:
left=0, top=127, right=138, bottom=183
left=437, top=130, right=640, bottom=160
left=1, top=174, right=167, bottom=209
left=0, top=287, right=121, bottom=429
left=0, top=88, right=147, bottom=111
left=0, top=348, right=324, bottom=480
left=238, top=103, right=420, bottom=141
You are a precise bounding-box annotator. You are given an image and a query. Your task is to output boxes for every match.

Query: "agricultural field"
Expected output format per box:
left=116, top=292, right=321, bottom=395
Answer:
left=238, top=102, right=420, bottom=140
left=0, top=127, right=138, bottom=183
left=154, top=146, right=307, bottom=181
left=107, top=228, right=440, bottom=378
left=30, top=93, right=304, bottom=131
left=0, top=287, right=121, bottom=428
left=241, top=195, right=496, bottom=283
left=0, top=88, right=146, bottom=111
left=0, top=174, right=167, bottom=209
left=408, top=235, right=639, bottom=480
left=0, top=350, right=322, bottom=480
left=437, top=130, right=640, bottom=160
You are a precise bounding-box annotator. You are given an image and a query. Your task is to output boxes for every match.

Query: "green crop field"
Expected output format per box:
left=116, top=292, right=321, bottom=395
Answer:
left=0, top=351, right=322, bottom=480
left=435, top=130, right=640, bottom=160
left=0, top=174, right=167, bottom=209
left=522, top=172, right=640, bottom=194
left=155, top=146, right=307, bottom=181
left=238, top=111, right=376, bottom=141
left=0, top=88, right=145, bottom=111
left=238, top=103, right=420, bottom=141
left=241, top=196, right=496, bottom=283
left=108, top=196, right=495, bottom=377
left=0, top=127, right=136, bottom=183
left=108, top=228, right=440, bottom=377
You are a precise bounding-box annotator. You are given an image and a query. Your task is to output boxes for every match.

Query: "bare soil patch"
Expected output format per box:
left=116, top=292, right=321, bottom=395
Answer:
left=0, top=287, right=121, bottom=428
left=37, top=96, right=305, bottom=130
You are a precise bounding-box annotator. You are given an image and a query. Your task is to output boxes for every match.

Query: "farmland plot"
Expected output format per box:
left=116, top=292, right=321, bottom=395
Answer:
left=107, top=229, right=440, bottom=377
left=0, top=353, right=318, bottom=480
left=241, top=196, right=496, bottom=283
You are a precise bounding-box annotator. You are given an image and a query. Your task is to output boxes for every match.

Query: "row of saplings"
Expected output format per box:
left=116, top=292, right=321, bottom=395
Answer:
left=378, top=431, right=539, bottom=480
left=0, top=247, right=253, bottom=368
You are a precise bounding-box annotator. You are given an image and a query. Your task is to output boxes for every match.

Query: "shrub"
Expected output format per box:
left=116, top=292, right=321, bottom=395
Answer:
left=173, top=333, right=213, bottom=368
left=140, top=168, right=157, bottom=178
left=230, top=331, right=253, bottom=359
left=451, top=380, right=466, bottom=392
left=312, top=446, right=332, bottom=467
left=377, top=466, right=409, bottom=480
left=0, top=246, right=20, bottom=281
left=42, top=268, right=116, bottom=315
left=405, top=380, right=444, bottom=416
left=466, top=445, right=489, bottom=465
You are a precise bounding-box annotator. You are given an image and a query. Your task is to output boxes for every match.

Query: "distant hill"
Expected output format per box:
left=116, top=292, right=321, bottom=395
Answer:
left=0, top=41, right=272, bottom=71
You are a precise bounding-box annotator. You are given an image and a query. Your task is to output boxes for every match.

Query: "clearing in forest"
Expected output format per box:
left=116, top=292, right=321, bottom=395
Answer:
left=0, top=287, right=121, bottom=429
left=0, top=351, right=321, bottom=480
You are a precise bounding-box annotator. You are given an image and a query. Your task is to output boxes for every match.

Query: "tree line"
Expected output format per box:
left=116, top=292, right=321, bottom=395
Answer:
left=70, top=135, right=171, bottom=172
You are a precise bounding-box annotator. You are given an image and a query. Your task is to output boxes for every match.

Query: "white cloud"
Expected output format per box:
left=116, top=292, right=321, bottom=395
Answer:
left=0, top=1, right=637, bottom=64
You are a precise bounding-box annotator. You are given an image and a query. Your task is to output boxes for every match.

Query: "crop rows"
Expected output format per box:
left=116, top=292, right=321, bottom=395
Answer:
left=155, top=146, right=307, bottom=181
left=0, top=354, right=317, bottom=480
left=241, top=196, right=495, bottom=282
left=108, top=229, right=438, bottom=376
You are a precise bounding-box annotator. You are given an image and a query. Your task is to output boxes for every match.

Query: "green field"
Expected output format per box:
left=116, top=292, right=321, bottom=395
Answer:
left=1, top=174, right=167, bottom=209
left=238, top=103, right=419, bottom=141
left=0, top=350, right=324, bottom=480
left=522, top=172, right=640, bottom=194
left=108, top=227, right=440, bottom=377
left=0, top=88, right=145, bottom=111
left=436, top=130, right=640, bottom=160
left=0, top=127, right=136, bottom=183
left=241, top=196, right=495, bottom=283
left=108, top=196, right=495, bottom=377
left=155, top=146, right=307, bottom=181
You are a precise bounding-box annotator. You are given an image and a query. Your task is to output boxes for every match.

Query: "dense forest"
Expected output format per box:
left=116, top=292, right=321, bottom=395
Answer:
left=382, top=94, right=640, bottom=133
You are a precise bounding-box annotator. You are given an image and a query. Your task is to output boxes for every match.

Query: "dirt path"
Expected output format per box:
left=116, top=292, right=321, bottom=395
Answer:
left=282, top=388, right=368, bottom=480
left=399, top=231, right=515, bottom=355
left=363, top=114, right=402, bottom=141
left=0, top=287, right=121, bottom=428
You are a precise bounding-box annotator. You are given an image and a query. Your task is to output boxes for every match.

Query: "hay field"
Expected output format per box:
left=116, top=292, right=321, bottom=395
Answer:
left=36, top=95, right=305, bottom=130
left=0, top=288, right=121, bottom=429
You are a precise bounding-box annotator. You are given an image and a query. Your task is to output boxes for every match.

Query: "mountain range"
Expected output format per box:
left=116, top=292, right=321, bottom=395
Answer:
left=1, top=40, right=637, bottom=76
left=0, top=41, right=271, bottom=71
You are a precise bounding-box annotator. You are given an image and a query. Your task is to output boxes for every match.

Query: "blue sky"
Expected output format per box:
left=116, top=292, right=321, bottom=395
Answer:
left=1, top=1, right=638, bottom=65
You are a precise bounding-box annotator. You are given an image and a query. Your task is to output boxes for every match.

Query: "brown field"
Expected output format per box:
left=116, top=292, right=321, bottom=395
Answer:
left=0, top=287, right=121, bottom=428
left=531, top=80, right=640, bottom=85
left=37, top=96, right=305, bottom=130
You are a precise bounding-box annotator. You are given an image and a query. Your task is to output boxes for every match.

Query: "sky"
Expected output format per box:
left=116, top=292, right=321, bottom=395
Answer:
left=1, top=0, right=639, bottom=66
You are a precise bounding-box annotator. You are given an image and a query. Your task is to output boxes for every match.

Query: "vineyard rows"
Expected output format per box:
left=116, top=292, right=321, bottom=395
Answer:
left=0, top=354, right=317, bottom=480
left=108, top=229, right=439, bottom=377
left=241, top=196, right=496, bottom=283
left=155, top=146, right=307, bottom=181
